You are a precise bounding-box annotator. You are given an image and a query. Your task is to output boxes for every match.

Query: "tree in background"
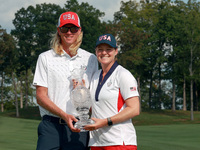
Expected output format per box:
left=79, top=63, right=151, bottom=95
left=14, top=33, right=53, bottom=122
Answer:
left=0, top=26, right=16, bottom=113
left=184, top=0, right=200, bottom=120
left=63, top=0, right=106, bottom=53
left=111, top=0, right=150, bottom=111
left=0, top=0, right=200, bottom=116
left=11, top=3, right=63, bottom=108
left=109, top=0, right=200, bottom=115
left=10, top=0, right=106, bottom=109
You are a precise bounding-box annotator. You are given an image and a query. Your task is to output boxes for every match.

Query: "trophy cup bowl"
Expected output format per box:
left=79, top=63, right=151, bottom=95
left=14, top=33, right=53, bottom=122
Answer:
left=70, top=68, right=94, bottom=131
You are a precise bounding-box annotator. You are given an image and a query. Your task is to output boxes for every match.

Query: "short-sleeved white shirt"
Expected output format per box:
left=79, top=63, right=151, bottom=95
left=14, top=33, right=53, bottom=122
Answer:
left=89, top=62, right=139, bottom=146
left=33, top=48, right=98, bottom=117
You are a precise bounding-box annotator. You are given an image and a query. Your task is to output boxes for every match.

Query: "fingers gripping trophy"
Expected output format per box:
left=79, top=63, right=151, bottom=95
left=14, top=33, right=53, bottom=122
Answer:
left=70, top=67, right=94, bottom=131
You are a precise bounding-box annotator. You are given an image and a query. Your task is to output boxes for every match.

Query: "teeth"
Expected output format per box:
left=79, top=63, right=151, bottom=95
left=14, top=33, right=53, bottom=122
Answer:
left=65, top=36, right=72, bottom=39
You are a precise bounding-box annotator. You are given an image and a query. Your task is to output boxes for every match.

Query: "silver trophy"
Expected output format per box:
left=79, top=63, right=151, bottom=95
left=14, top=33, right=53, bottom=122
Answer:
left=70, top=67, right=94, bottom=131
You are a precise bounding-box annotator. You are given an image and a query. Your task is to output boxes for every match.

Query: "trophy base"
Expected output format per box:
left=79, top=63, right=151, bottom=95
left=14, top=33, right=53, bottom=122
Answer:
left=74, top=119, right=95, bottom=132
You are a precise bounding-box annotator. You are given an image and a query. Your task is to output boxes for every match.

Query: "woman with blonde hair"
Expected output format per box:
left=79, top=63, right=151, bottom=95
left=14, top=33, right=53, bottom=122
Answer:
left=33, top=11, right=98, bottom=150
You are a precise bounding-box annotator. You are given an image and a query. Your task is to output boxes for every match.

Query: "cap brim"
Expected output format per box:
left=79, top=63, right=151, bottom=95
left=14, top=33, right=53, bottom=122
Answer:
left=96, top=41, right=117, bottom=48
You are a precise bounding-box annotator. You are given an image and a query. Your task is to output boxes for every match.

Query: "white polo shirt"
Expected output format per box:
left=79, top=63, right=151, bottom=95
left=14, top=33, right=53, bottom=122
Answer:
left=89, top=62, right=139, bottom=146
left=33, top=48, right=98, bottom=117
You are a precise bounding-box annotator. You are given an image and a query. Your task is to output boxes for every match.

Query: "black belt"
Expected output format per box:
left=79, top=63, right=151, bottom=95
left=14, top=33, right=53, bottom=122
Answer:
left=42, top=115, right=67, bottom=124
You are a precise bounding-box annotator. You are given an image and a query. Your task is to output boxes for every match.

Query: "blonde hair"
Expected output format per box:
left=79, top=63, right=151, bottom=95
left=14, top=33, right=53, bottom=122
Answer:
left=50, top=32, right=63, bottom=55
left=69, top=31, right=83, bottom=56
left=50, top=31, right=83, bottom=56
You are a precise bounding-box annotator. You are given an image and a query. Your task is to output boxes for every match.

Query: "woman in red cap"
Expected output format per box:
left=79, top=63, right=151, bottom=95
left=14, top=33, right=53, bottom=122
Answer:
left=33, top=11, right=98, bottom=150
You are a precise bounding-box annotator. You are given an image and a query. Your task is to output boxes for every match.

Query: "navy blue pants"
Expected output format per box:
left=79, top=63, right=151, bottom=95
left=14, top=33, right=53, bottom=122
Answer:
left=36, top=115, right=89, bottom=150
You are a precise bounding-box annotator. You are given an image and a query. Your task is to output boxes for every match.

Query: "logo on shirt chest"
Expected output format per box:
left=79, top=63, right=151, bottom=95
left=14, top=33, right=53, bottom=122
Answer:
left=107, top=80, right=112, bottom=87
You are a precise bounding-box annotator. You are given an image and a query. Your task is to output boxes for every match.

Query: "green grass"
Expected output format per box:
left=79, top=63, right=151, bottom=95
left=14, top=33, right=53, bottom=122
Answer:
left=0, top=116, right=39, bottom=150
left=136, top=124, right=200, bottom=150
left=133, top=109, right=200, bottom=126
left=0, top=107, right=200, bottom=150
left=2, top=107, right=200, bottom=126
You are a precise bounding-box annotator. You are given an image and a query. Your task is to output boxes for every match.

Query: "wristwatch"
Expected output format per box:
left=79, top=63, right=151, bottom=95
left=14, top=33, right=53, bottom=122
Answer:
left=107, top=117, right=113, bottom=126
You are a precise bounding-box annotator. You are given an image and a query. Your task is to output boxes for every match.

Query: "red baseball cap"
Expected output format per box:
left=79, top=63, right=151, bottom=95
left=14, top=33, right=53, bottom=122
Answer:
left=57, top=11, right=81, bottom=28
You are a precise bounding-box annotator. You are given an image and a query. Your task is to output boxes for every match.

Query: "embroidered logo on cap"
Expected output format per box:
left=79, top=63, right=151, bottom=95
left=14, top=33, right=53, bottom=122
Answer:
left=95, top=34, right=117, bottom=48
left=58, top=11, right=80, bottom=28
left=63, top=14, right=76, bottom=20
left=99, top=35, right=111, bottom=42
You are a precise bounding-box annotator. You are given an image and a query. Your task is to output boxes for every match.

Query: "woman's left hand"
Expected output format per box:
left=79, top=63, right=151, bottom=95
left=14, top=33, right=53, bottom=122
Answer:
left=84, top=118, right=107, bottom=131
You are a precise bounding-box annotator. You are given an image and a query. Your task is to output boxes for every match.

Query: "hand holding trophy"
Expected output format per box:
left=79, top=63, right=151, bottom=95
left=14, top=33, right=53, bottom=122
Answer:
left=70, top=67, right=94, bottom=131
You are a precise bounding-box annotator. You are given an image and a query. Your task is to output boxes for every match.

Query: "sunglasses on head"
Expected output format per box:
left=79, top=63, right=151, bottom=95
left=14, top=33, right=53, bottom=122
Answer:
left=59, top=26, right=80, bottom=33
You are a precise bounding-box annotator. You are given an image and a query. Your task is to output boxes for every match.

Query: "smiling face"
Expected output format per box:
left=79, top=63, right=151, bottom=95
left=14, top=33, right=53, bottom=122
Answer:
left=96, top=43, right=118, bottom=69
left=58, top=24, right=81, bottom=48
